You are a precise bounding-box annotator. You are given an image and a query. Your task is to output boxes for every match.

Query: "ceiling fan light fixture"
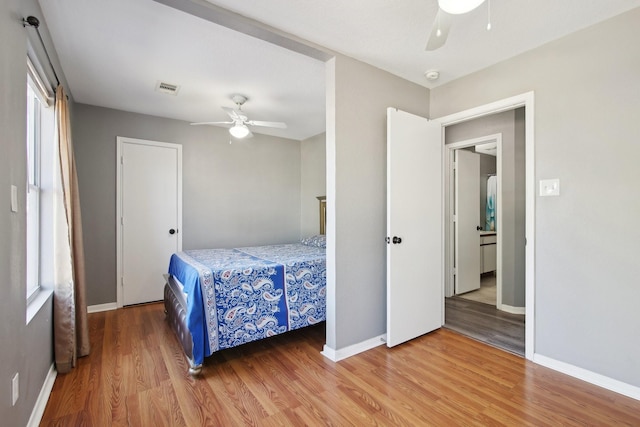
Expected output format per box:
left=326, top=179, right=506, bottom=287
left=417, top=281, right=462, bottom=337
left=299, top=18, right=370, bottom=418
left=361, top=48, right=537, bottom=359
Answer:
left=438, top=0, right=485, bottom=15
left=229, top=123, right=250, bottom=139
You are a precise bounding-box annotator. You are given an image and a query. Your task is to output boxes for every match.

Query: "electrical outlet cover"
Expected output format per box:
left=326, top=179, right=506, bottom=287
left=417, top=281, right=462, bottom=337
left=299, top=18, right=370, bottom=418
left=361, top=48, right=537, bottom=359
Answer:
left=11, top=185, right=18, bottom=212
left=12, top=372, right=19, bottom=406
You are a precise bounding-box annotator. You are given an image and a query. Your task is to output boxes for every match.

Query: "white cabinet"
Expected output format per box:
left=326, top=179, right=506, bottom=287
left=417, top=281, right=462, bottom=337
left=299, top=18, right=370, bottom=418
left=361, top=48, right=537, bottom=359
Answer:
left=480, top=234, right=497, bottom=274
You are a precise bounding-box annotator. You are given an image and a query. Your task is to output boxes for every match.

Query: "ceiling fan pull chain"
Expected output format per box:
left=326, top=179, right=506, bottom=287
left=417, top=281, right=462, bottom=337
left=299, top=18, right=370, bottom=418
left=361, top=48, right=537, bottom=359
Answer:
left=486, top=0, right=492, bottom=31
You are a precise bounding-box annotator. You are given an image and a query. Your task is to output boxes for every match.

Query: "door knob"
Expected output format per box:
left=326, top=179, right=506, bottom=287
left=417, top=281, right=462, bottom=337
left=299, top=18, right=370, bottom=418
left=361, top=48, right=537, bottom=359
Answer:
left=169, top=229, right=176, bottom=235
left=392, top=236, right=402, bottom=244
left=477, top=226, right=483, bottom=231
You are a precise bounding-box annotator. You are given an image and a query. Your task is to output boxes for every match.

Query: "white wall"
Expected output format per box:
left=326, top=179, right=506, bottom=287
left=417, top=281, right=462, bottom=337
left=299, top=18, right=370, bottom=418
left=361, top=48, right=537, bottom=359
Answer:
left=326, top=54, right=430, bottom=350
left=432, top=8, right=640, bottom=388
left=300, top=132, right=326, bottom=237
left=73, top=104, right=303, bottom=305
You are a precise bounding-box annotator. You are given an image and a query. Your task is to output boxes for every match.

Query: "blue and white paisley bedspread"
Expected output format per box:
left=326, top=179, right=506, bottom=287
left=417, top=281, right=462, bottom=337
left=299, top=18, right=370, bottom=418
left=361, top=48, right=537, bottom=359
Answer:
left=168, top=243, right=326, bottom=365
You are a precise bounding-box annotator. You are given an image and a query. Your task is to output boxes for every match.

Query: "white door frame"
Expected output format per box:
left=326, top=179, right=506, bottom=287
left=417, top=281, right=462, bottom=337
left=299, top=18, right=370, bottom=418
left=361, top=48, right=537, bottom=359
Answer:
left=445, top=134, right=503, bottom=309
left=436, top=91, right=535, bottom=361
left=116, top=136, right=183, bottom=308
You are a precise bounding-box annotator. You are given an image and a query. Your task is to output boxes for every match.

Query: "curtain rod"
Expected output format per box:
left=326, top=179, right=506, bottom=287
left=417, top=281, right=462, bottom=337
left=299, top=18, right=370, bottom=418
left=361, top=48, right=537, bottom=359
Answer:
left=22, top=16, right=60, bottom=87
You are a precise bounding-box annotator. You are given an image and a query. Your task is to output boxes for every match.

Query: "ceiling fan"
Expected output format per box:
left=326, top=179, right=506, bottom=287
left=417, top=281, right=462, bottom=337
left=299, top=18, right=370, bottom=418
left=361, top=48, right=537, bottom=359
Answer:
left=191, top=94, right=287, bottom=139
left=426, top=0, right=489, bottom=51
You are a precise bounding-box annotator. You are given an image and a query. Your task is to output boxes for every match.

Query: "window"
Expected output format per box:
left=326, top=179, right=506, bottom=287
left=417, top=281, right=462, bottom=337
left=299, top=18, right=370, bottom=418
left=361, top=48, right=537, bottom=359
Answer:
left=26, top=81, right=42, bottom=302
left=26, top=58, right=54, bottom=306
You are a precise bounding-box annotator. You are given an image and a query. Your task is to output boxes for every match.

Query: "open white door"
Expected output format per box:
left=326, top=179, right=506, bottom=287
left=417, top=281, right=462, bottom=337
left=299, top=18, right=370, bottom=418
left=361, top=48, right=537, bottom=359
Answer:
left=454, top=149, right=481, bottom=294
left=386, top=108, right=443, bottom=347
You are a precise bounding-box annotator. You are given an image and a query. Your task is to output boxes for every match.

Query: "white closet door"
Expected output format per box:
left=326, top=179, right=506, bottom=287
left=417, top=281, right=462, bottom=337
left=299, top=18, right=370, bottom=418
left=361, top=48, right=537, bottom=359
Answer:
left=119, top=138, right=182, bottom=306
left=454, top=149, right=481, bottom=294
left=386, top=108, right=443, bottom=347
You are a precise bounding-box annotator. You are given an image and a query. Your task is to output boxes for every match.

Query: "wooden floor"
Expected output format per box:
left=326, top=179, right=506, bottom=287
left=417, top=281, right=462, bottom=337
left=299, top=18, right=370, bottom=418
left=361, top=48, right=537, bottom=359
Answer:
left=445, top=296, right=525, bottom=356
left=40, top=303, right=640, bottom=426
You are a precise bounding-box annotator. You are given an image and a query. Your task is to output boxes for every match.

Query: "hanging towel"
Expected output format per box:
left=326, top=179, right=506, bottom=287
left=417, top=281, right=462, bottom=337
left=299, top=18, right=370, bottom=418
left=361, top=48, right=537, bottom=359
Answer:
left=486, top=176, right=497, bottom=231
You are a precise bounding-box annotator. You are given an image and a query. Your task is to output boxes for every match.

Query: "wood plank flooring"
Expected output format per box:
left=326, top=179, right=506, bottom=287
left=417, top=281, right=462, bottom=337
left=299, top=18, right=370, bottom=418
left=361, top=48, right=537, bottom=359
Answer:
left=445, top=296, right=525, bottom=356
left=40, top=302, right=640, bottom=426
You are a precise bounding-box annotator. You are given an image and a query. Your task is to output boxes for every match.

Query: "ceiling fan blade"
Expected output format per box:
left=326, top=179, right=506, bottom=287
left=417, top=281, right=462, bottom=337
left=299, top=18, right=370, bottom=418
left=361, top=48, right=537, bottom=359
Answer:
left=425, top=9, right=452, bottom=51
left=247, top=120, right=287, bottom=129
left=221, top=106, right=242, bottom=121
left=190, top=121, right=234, bottom=126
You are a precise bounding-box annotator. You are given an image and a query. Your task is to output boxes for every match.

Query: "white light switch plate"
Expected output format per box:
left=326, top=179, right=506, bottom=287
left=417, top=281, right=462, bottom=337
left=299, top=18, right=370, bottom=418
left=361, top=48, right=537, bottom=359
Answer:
left=540, top=179, right=560, bottom=196
left=11, top=185, right=18, bottom=212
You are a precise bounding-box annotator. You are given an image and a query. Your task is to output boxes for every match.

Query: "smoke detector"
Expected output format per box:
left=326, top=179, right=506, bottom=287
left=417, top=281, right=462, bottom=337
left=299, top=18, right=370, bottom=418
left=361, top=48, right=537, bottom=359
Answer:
left=424, top=70, right=440, bottom=81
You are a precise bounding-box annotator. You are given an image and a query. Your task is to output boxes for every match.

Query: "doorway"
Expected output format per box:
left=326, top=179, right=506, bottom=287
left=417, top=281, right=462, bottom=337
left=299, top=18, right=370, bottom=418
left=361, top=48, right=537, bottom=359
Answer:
left=446, top=134, right=503, bottom=304
left=441, top=107, right=527, bottom=356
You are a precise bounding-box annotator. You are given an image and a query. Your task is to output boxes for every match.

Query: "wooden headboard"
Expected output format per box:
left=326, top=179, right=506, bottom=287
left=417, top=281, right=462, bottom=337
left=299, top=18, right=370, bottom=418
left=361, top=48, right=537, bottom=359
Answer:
left=317, top=196, right=326, bottom=235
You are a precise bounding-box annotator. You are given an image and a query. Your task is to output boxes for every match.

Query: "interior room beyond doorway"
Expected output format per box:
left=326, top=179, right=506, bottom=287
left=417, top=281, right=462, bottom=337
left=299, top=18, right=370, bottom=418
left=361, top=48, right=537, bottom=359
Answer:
left=442, top=107, right=526, bottom=356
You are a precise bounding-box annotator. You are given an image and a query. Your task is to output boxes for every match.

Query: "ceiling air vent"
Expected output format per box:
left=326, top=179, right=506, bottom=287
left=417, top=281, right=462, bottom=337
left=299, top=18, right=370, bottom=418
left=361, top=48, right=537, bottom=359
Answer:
left=155, top=81, right=180, bottom=96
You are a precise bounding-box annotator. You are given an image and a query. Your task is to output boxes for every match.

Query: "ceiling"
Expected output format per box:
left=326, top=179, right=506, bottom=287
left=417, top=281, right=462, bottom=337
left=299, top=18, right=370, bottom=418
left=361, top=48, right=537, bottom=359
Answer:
left=39, top=0, right=640, bottom=141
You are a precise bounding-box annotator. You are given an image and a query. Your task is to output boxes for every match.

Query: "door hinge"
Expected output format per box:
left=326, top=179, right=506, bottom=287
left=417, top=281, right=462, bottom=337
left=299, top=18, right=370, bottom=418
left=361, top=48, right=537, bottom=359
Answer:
left=452, top=214, right=457, bottom=223
left=121, top=277, right=124, bottom=287
left=120, top=155, right=124, bottom=165
left=452, top=161, right=457, bottom=170
left=452, top=267, right=457, bottom=276
left=120, top=217, right=124, bottom=225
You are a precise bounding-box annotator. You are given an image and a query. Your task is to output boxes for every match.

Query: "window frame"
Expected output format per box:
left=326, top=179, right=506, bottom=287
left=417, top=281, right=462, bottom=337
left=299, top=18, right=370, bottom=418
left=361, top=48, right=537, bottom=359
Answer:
left=25, top=55, right=54, bottom=307
left=26, top=79, right=43, bottom=303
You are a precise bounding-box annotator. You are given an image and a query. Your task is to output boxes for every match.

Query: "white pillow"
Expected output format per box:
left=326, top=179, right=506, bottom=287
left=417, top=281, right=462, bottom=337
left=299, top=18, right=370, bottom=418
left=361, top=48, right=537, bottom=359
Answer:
left=300, top=234, right=326, bottom=248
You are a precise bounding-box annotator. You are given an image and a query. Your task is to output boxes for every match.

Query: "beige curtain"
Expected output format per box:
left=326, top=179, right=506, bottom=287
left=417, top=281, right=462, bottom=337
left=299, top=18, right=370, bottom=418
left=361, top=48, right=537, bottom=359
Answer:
left=53, top=85, right=90, bottom=373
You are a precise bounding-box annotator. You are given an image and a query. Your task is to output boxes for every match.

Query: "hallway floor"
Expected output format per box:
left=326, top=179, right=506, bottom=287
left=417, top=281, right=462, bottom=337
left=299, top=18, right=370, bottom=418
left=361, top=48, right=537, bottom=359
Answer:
left=445, top=274, right=525, bottom=356
left=457, top=273, right=496, bottom=305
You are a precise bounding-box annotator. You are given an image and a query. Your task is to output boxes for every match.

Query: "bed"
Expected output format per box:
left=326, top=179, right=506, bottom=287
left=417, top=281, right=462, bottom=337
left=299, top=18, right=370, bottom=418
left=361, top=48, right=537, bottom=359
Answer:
left=164, top=198, right=327, bottom=375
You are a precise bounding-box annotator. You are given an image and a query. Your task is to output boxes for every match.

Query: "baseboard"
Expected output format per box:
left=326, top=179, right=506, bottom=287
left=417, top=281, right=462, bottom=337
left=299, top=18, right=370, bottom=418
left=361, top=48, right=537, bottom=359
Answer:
left=27, top=363, right=57, bottom=427
left=499, top=304, right=525, bottom=315
left=534, top=353, right=640, bottom=401
left=87, top=302, right=118, bottom=313
left=321, top=334, right=386, bottom=362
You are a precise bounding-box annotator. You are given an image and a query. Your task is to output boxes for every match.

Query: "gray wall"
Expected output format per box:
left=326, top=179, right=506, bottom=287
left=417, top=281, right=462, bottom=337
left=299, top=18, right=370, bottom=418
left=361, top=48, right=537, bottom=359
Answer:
left=446, top=109, right=526, bottom=307
left=432, top=8, right=640, bottom=387
left=327, top=54, right=430, bottom=350
left=300, top=132, right=326, bottom=237
left=1, top=0, right=65, bottom=424
left=73, top=104, right=302, bottom=306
